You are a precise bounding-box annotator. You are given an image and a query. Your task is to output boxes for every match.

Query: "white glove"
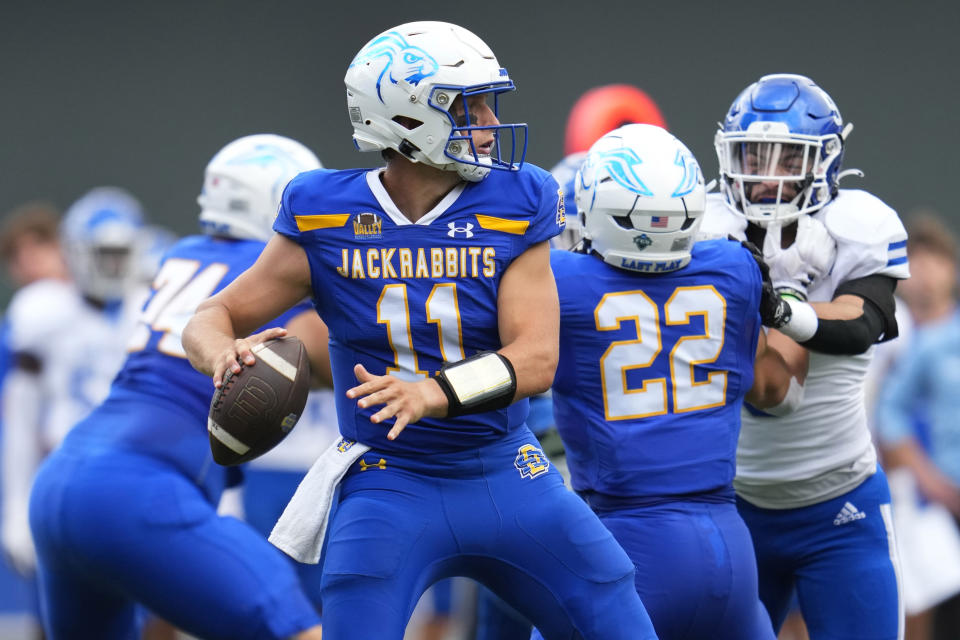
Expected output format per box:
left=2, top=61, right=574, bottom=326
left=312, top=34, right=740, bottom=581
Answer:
left=1, top=505, right=36, bottom=575
left=763, top=215, right=837, bottom=300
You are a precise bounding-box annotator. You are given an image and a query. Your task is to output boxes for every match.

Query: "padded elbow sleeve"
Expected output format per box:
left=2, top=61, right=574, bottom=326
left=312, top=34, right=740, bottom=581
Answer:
left=801, top=299, right=885, bottom=355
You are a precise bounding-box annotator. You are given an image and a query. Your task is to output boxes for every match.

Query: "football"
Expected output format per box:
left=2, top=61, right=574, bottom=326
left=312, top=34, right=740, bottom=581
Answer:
left=207, top=336, right=311, bottom=466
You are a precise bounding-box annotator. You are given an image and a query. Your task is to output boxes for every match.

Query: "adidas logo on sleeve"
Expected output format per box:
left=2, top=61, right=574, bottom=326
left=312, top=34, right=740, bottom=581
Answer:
left=833, top=502, right=866, bottom=526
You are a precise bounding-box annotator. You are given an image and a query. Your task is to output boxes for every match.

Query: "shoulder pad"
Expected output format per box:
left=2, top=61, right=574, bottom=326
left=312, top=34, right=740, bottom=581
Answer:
left=820, top=190, right=908, bottom=281
left=821, top=190, right=906, bottom=246
left=698, top=193, right=746, bottom=241
left=6, top=280, right=80, bottom=351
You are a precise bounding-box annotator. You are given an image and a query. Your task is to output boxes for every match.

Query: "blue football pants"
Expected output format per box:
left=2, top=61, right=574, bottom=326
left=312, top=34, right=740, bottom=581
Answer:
left=29, top=450, right=321, bottom=640
left=737, top=468, right=904, bottom=640
left=318, top=428, right=657, bottom=640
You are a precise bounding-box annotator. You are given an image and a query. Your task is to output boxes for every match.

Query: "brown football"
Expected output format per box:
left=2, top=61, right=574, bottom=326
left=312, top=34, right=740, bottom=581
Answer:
left=207, top=336, right=311, bottom=466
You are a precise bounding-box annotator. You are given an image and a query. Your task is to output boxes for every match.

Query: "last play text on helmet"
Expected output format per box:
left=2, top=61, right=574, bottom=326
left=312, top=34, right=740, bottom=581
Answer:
left=198, top=134, right=323, bottom=242
left=344, top=21, right=527, bottom=183
left=715, top=73, right=855, bottom=227
left=60, top=187, right=145, bottom=305
left=575, top=124, right=705, bottom=273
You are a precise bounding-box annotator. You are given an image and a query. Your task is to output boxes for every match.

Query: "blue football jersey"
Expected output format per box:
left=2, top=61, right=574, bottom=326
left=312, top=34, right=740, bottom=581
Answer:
left=62, top=235, right=308, bottom=498
left=551, top=239, right=762, bottom=498
left=273, top=165, right=564, bottom=454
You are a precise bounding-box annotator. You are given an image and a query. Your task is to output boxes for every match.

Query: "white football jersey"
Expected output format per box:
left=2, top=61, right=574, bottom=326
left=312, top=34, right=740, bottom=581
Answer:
left=4, top=278, right=143, bottom=450
left=701, top=190, right=909, bottom=508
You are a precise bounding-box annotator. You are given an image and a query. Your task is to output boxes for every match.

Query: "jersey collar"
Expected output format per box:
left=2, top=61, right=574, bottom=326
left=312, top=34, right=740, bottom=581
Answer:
left=365, top=168, right=466, bottom=226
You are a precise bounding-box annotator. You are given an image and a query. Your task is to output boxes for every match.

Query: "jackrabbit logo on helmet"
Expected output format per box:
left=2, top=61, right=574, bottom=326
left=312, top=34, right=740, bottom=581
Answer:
left=582, top=148, right=654, bottom=199
left=349, top=31, right=439, bottom=103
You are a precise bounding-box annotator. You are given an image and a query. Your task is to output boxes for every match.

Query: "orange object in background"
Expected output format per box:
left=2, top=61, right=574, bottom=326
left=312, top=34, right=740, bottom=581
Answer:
left=564, top=84, right=667, bottom=155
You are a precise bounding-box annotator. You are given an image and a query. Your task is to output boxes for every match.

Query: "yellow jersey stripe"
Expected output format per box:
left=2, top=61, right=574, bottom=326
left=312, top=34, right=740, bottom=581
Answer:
left=474, top=214, right=529, bottom=235
left=295, top=214, right=351, bottom=231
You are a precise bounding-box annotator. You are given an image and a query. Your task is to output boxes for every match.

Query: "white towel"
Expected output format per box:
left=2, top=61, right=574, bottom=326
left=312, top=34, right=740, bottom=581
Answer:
left=269, top=436, right=370, bottom=564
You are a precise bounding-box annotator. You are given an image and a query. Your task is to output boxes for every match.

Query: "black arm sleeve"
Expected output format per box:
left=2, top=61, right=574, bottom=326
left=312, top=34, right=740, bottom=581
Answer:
left=799, top=275, right=899, bottom=356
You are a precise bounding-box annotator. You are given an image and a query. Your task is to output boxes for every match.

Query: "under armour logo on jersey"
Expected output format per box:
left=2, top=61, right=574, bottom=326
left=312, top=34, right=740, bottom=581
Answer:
left=833, top=501, right=866, bottom=526
left=514, top=444, right=549, bottom=479
left=448, top=222, right=474, bottom=238
left=359, top=456, right=387, bottom=471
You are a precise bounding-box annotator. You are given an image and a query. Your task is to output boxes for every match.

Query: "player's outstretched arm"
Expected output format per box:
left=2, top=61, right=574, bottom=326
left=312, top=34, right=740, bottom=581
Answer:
left=496, top=240, right=560, bottom=399
left=746, top=329, right=809, bottom=415
left=183, top=234, right=313, bottom=387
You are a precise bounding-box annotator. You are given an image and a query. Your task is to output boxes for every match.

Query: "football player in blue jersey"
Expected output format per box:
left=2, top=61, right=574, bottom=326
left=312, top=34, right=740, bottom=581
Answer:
left=535, top=124, right=807, bottom=640
left=701, top=74, right=909, bottom=638
left=27, top=134, right=327, bottom=640
left=183, top=21, right=656, bottom=640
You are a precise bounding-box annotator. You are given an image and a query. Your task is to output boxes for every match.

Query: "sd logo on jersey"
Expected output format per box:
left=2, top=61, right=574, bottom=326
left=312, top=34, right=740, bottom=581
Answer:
left=514, top=444, right=550, bottom=479
left=556, top=187, right=566, bottom=229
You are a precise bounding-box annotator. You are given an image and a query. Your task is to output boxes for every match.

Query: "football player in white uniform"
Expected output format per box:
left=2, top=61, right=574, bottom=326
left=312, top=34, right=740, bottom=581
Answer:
left=701, top=73, right=908, bottom=639
left=1, top=187, right=145, bottom=574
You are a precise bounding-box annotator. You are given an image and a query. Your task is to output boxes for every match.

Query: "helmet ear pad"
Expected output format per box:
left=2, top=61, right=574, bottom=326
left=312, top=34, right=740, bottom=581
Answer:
left=344, top=21, right=527, bottom=181
left=576, top=124, right=705, bottom=274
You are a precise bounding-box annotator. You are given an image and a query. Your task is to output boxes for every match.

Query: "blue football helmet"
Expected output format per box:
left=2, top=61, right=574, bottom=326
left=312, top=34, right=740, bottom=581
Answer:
left=60, top=187, right=145, bottom=304
left=715, top=74, right=853, bottom=226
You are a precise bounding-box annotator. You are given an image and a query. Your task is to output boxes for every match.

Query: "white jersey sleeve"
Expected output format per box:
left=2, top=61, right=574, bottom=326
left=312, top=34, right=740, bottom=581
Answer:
left=819, top=189, right=909, bottom=285
left=6, top=279, right=79, bottom=356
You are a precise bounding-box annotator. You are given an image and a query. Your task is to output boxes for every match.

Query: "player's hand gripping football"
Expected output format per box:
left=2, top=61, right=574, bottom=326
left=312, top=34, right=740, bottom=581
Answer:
left=347, top=365, right=449, bottom=440
left=763, top=215, right=837, bottom=300
left=210, top=327, right=288, bottom=388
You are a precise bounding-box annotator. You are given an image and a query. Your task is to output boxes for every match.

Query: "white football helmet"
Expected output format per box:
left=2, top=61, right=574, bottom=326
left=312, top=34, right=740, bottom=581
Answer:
left=576, top=124, right=705, bottom=273
left=344, top=21, right=526, bottom=182
left=60, top=187, right=145, bottom=304
left=198, top=134, right=323, bottom=241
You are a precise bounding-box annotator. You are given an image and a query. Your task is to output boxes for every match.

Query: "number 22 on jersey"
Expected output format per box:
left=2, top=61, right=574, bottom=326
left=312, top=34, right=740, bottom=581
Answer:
left=598, top=285, right=727, bottom=420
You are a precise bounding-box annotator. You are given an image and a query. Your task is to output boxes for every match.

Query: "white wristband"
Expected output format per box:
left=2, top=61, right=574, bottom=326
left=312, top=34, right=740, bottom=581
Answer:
left=777, top=300, right=820, bottom=342
left=442, top=352, right=513, bottom=404
left=778, top=299, right=818, bottom=343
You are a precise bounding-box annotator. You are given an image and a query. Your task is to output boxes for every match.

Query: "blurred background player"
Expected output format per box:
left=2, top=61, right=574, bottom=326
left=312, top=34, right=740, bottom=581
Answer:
left=2, top=187, right=146, bottom=579
left=537, top=124, right=806, bottom=639
left=184, top=21, right=657, bottom=640
left=241, top=388, right=337, bottom=611
left=876, top=214, right=960, bottom=640
left=27, top=134, right=327, bottom=640
left=703, top=73, right=908, bottom=638
left=0, top=203, right=69, bottom=292
left=0, top=202, right=69, bottom=637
